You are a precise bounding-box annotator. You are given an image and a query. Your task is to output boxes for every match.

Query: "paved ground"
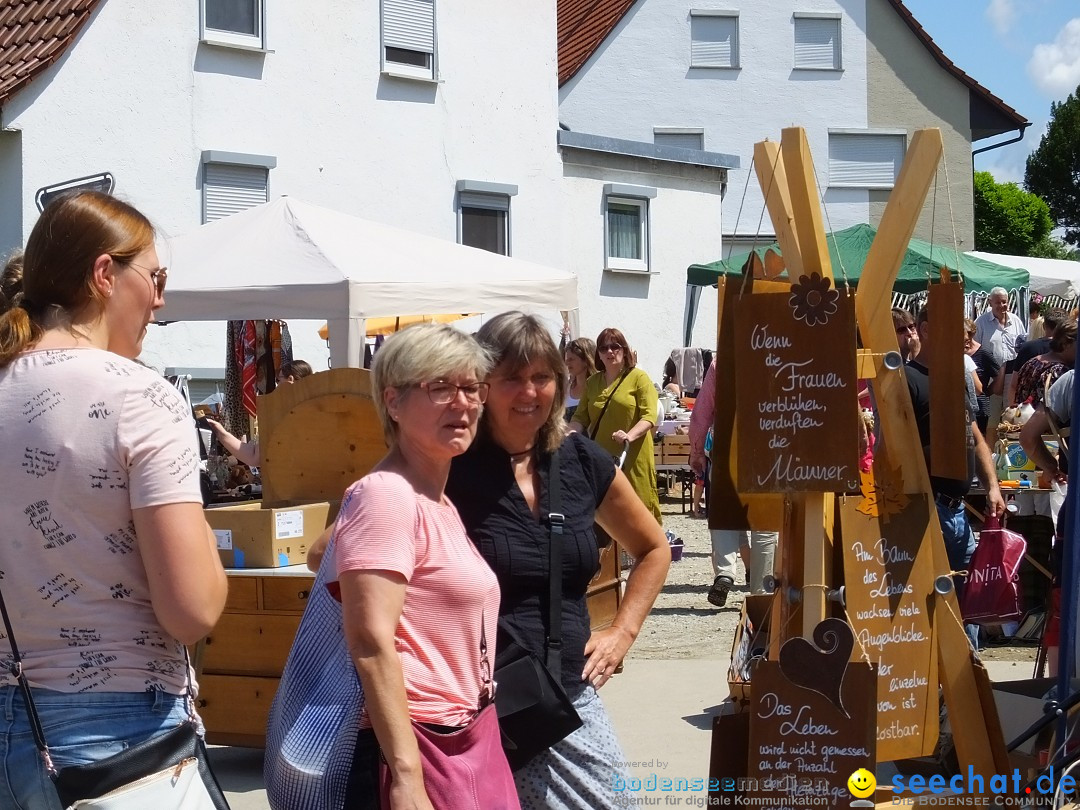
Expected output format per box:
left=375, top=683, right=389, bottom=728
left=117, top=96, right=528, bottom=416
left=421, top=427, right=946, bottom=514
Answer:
left=207, top=496, right=1044, bottom=808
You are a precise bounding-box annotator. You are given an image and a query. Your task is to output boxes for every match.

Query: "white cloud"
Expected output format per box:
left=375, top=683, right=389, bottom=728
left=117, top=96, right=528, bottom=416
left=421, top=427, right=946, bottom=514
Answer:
left=986, top=0, right=1018, bottom=37
left=1027, top=18, right=1080, bottom=98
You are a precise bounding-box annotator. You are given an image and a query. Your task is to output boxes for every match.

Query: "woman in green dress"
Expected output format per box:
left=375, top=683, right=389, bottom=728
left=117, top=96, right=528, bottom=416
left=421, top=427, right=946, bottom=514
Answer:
left=569, top=328, right=662, bottom=524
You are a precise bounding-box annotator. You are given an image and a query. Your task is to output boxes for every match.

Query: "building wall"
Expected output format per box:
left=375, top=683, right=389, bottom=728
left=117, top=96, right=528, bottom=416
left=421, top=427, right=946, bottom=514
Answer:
left=1, top=0, right=564, bottom=373
left=865, top=0, right=974, bottom=248
left=558, top=0, right=871, bottom=245
left=561, top=152, right=725, bottom=376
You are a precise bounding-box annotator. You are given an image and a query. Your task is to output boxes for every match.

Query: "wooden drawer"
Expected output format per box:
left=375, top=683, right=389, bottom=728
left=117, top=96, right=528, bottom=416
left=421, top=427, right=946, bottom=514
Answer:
left=201, top=613, right=301, bottom=676
left=262, top=576, right=316, bottom=613
left=198, top=674, right=278, bottom=747
left=224, top=576, right=259, bottom=612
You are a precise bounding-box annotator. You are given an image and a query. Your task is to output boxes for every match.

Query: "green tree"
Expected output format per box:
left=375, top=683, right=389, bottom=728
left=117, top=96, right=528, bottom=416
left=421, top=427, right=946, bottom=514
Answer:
left=1031, top=234, right=1079, bottom=261
left=1025, top=85, right=1080, bottom=245
left=973, top=170, right=1053, bottom=255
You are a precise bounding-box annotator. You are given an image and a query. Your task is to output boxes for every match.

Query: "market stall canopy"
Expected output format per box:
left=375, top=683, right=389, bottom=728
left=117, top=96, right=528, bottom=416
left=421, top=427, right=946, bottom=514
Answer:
left=687, top=223, right=1028, bottom=295
left=968, top=251, right=1080, bottom=299
left=159, top=197, right=578, bottom=321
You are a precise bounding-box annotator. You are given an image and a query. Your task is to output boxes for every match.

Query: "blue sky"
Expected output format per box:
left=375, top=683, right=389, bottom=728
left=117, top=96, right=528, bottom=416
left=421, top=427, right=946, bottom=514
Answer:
left=898, top=0, right=1080, bottom=185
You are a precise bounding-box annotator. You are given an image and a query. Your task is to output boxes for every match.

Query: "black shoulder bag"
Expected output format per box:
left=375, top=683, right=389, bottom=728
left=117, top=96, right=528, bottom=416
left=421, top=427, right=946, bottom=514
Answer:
left=0, top=584, right=230, bottom=809
left=588, top=371, right=629, bottom=441
left=493, top=448, right=584, bottom=770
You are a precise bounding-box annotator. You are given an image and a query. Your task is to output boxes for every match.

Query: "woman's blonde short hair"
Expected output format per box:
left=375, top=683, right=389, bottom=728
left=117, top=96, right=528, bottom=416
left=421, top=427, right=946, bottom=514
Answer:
left=476, top=311, right=567, bottom=454
left=370, top=323, right=492, bottom=446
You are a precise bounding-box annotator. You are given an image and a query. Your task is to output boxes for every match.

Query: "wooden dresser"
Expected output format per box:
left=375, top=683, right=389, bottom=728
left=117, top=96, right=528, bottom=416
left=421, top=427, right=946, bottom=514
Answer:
left=195, top=566, right=315, bottom=747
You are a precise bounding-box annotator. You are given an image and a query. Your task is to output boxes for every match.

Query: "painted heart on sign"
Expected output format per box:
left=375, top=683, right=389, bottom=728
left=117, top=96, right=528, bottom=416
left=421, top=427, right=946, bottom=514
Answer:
left=777, top=618, right=854, bottom=717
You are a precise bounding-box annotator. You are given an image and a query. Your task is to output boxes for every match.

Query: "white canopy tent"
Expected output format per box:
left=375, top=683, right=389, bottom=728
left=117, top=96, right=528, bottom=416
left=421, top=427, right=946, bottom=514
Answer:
left=968, top=250, right=1080, bottom=299
left=158, top=197, right=579, bottom=367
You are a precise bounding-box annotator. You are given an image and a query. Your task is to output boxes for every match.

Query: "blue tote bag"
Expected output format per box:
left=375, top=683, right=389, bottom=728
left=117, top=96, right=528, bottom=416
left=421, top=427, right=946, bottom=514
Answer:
left=264, top=527, right=364, bottom=810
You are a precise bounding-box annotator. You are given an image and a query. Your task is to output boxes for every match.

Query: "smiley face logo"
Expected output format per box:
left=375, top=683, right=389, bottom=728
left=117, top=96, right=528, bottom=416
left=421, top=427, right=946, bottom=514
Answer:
left=847, top=768, right=876, bottom=799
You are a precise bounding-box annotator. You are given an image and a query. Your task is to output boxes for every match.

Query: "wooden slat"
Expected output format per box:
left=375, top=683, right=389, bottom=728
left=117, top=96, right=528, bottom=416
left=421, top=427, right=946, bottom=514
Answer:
left=850, top=127, right=1004, bottom=778
left=753, top=140, right=802, bottom=270
left=927, top=275, right=968, bottom=481
left=781, top=127, right=833, bottom=282
left=854, top=129, right=943, bottom=495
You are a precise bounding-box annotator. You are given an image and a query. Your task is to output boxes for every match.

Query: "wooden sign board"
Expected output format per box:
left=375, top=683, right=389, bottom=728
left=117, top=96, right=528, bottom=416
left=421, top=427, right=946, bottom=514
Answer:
left=748, top=619, right=876, bottom=807
left=734, top=281, right=860, bottom=492
left=839, top=491, right=940, bottom=760
left=711, top=276, right=788, bottom=530
left=927, top=279, right=968, bottom=482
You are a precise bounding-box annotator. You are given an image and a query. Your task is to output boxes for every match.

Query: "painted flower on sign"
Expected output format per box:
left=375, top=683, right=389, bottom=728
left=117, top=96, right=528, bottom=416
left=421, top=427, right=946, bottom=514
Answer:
left=789, top=272, right=839, bottom=326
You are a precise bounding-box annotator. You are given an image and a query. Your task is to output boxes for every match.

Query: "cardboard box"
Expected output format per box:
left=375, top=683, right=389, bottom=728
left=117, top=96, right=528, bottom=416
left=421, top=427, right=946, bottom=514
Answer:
left=205, top=501, right=332, bottom=568
left=728, top=594, right=773, bottom=701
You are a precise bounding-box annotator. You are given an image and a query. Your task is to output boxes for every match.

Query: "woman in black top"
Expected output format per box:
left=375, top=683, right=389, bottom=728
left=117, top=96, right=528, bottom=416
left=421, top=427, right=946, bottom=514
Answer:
left=446, top=311, right=669, bottom=810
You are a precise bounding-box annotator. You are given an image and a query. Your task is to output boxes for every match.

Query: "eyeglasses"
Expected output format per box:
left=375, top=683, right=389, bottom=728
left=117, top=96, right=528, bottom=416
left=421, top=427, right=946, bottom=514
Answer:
left=418, top=380, right=489, bottom=405
left=599, top=343, right=623, bottom=352
left=895, top=324, right=917, bottom=334
left=127, top=261, right=168, bottom=298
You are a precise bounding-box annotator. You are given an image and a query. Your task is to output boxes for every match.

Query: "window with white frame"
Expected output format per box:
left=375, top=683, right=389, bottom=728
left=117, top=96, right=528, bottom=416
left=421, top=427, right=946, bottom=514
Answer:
left=201, top=0, right=266, bottom=49
left=654, top=127, right=705, bottom=150
left=201, top=152, right=274, bottom=223
left=382, top=0, right=436, bottom=79
left=828, top=132, right=906, bottom=189
left=793, top=14, right=841, bottom=70
left=457, top=183, right=515, bottom=255
left=603, top=185, right=654, bottom=273
left=690, top=11, right=739, bottom=69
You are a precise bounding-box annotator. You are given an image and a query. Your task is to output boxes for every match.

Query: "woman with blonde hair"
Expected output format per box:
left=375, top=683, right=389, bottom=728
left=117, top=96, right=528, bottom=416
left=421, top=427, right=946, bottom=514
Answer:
left=0, top=191, right=227, bottom=809
left=290, top=323, right=518, bottom=809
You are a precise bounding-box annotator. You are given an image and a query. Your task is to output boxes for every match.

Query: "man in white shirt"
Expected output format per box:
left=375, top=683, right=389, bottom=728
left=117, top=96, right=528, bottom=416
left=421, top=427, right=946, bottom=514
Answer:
left=973, top=287, right=1026, bottom=437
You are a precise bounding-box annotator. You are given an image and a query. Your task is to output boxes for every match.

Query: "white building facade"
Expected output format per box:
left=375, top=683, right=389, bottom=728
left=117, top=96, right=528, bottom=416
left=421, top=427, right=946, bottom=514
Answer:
left=557, top=0, right=1027, bottom=258
left=0, top=0, right=566, bottom=386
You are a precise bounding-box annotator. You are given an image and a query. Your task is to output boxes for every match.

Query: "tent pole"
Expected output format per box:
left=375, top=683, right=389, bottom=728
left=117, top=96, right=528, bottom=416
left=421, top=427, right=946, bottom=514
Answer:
left=327, top=318, right=364, bottom=368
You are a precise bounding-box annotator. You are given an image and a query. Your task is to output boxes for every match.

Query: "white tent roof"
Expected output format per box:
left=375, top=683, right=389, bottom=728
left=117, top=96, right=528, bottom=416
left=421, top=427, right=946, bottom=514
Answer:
left=968, top=251, right=1080, bottom=299
left=158, top=196, right=578, bottom=322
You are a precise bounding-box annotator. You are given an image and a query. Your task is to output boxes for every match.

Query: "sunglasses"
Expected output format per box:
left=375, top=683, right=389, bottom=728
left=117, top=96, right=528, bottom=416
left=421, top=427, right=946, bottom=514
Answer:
left=895, top=323, right=916, bottom=334
left=127, top=261, right=168, bottom=298
left=599, top=343, right=623, bottom=352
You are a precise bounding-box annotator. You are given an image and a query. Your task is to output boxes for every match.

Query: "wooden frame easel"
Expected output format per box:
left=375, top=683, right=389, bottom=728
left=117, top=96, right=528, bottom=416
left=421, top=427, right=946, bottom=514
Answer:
left=714, top=127, right=1009, bottom=801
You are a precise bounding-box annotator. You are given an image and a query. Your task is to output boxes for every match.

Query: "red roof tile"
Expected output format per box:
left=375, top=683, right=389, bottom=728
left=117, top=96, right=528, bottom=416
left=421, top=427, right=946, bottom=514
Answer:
left=0, top=0, right=101, bottom=105
left=558, top=0, right=637, bottom=87
left=557, top=0, right=1027, bottom=136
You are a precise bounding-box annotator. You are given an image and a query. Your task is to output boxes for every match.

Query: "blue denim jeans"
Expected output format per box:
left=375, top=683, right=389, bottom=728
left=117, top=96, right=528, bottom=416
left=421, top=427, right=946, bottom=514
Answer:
left=935, top=499, right=981, bottom=650
left=0, top=687, right=190, bottom=810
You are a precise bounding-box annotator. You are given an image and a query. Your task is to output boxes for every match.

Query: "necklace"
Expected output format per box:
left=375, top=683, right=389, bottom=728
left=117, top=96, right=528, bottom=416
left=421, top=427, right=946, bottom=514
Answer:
left=507, top=446, right=535, bottom=461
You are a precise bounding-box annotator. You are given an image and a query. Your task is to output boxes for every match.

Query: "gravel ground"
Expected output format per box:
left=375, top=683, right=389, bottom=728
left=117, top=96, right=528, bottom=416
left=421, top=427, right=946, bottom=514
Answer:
left=628, top=496, right=1039, bottom=665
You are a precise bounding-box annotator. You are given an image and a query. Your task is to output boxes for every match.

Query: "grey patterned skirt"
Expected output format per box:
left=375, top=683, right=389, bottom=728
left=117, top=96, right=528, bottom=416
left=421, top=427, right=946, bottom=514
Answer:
left=512, top=684, right=636, bottom=809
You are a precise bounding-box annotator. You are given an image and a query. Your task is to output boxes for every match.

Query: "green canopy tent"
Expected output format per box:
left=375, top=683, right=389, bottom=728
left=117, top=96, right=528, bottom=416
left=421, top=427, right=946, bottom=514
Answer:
left=686, top=223, right=1028, bottom=294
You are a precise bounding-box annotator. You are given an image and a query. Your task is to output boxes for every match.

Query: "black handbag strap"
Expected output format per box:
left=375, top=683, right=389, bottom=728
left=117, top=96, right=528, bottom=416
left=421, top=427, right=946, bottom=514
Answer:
left=588, top=371, right=629, bottom=441
left=0, top=579, right=198, bottom=771
left=0, top=583, right=51, bottom=764
left=546, top=448, right=565, bottom=673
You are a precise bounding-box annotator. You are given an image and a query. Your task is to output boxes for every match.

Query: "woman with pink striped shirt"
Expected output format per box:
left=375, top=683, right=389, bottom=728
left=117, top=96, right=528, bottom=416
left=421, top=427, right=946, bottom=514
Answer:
left=330, top=324, right=519, bottom=810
